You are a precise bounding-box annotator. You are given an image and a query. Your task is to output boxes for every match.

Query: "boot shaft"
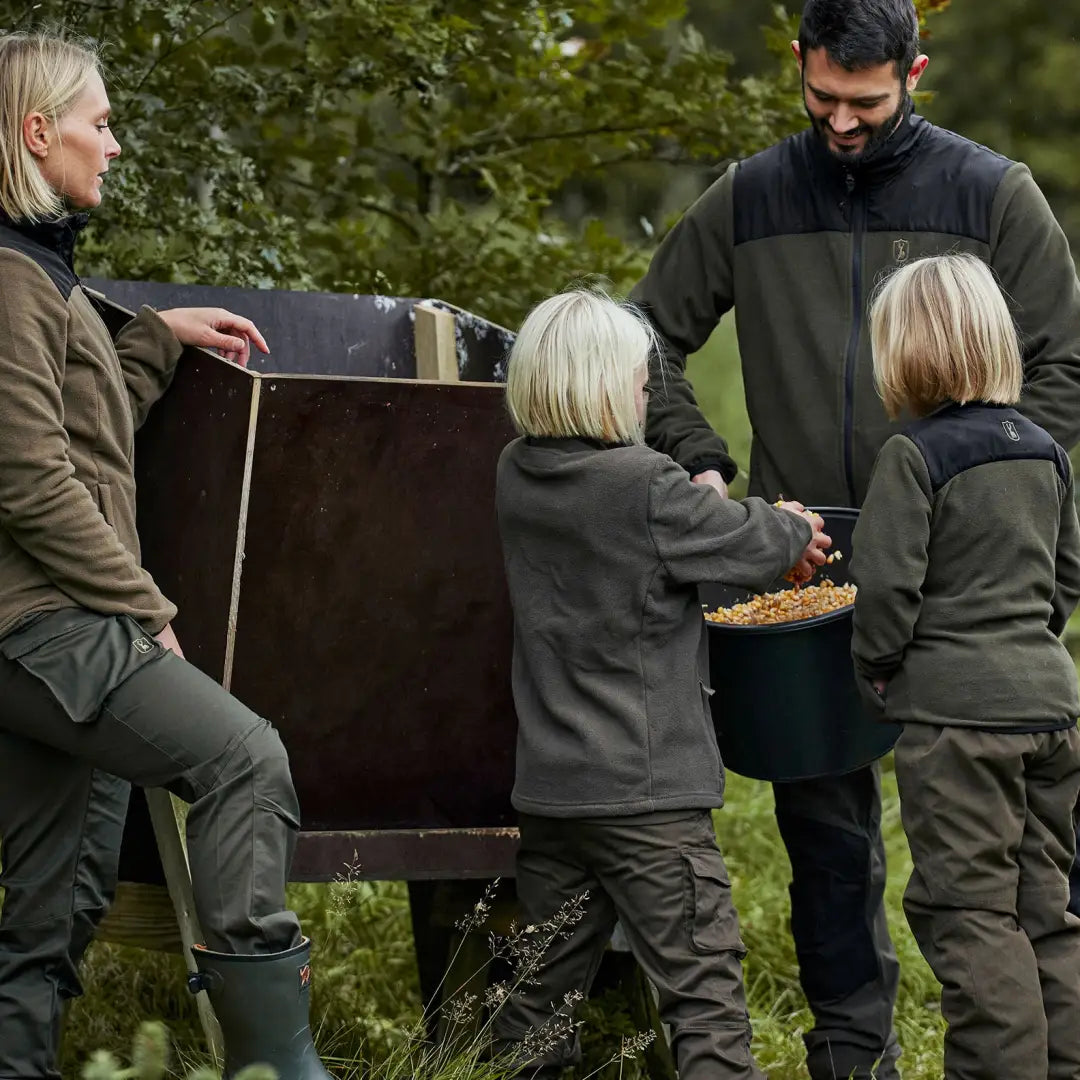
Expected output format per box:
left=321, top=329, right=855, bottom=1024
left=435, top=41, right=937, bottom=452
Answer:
left=190, top=937, right=332, bottom=1080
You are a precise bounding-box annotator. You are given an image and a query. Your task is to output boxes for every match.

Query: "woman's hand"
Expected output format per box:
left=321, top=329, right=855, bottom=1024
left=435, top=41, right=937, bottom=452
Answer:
left=778, top=502, right=831, bottom=583
left=154, top=622, right=185, bottom=659
left=156, top=307, right=270, bottom=367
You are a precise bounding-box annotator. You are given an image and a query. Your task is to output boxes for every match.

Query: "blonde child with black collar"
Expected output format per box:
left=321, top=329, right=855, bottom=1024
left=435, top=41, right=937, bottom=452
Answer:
left=852, top=253, right=1080, bottom=1080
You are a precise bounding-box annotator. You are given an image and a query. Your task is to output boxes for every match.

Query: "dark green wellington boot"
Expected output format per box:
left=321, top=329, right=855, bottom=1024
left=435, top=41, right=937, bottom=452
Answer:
left=189, top=937, right=333, bottom=1079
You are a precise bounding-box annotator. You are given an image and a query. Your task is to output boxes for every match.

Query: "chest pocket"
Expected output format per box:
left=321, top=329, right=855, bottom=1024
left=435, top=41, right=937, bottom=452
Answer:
left=0, top=608, right=165, bottom=723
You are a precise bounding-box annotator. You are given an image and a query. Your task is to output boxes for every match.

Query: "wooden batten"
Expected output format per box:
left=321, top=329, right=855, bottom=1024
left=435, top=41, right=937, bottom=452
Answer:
left=414, top=302, right=459, bottom=382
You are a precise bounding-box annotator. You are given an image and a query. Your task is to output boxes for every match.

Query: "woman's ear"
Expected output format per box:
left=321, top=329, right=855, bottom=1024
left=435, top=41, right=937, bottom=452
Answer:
left=22, top=112, right=52, bottom=158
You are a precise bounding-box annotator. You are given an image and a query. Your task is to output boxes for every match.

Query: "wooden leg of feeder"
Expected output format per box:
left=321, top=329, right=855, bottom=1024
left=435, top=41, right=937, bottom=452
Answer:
left=435, top=928, right=494, bottom=1053
left=635, top=972, right=677, bottom=1080
left=601, top=950, right=676, bottom=1080
left=145, top=787, right=224, bottom=1066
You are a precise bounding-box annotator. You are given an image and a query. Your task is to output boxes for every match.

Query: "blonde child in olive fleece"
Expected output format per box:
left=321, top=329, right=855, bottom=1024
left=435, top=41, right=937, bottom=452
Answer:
left=491, top=289, right=830, bottom=1079
left=851, top=253, right=1080, bottom=1080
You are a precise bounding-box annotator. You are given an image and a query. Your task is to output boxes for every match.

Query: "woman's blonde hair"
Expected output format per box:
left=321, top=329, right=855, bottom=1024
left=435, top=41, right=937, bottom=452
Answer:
left=0, top=31, right=102, bottom=222
left=506, top=288, right=656, bottom=445
left=869, top=253, right=1023, bottom=419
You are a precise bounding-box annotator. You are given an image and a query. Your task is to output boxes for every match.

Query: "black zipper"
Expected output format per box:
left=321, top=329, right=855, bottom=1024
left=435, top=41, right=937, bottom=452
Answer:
left=842, top=170, right=865, bottom=508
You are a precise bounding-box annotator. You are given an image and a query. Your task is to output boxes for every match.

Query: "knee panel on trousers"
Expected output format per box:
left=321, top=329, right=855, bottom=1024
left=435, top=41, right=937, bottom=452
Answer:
left=777, top=813, right=879, bottom=1003
left=225, top=721, right=301, bottom=830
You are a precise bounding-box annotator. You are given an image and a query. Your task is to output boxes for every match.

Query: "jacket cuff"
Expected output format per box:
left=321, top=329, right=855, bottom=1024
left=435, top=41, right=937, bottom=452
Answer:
left=686, top=455, right=738, bottom=485
left=132, top=306, right=183, bottom=369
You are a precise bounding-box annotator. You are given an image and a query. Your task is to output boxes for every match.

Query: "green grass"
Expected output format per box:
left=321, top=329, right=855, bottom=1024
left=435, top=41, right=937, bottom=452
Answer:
left=63, top=765, right=945, bottom=1078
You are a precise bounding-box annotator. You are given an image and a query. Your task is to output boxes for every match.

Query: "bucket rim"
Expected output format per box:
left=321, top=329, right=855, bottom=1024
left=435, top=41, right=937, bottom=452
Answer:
left=703, top=505, right=859, bottom=636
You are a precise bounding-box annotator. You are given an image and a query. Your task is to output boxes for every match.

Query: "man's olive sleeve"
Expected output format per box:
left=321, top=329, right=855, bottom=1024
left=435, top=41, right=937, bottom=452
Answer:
left=992, top=164, right=1080, bottom=451
left=631, top=164, right=738, bottom=482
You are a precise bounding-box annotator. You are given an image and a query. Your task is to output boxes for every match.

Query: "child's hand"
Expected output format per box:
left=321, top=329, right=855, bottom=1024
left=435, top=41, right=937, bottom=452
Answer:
left=778, top=503, right=831, bottom=583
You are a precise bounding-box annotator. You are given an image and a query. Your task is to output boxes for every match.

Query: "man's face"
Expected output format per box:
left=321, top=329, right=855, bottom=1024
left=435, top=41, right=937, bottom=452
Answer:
left=794, top=45, right=928, bottom=163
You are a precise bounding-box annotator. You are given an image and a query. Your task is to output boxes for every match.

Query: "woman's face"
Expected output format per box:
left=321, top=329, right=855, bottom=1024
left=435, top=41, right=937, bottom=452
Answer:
left=28, top=71, right=120, bottom=209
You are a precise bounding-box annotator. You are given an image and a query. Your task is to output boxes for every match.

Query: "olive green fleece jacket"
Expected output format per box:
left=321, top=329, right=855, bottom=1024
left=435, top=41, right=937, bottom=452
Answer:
left=850, top=404, right=1080, bottom=731
left=632, top=114, right=1080, bottom=506
left=0, top=240, right=182, bottom=639
left=497, top=437, right=812, bottom=817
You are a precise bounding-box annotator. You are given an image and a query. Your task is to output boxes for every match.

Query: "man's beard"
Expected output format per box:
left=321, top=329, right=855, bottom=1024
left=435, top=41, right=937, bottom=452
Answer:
left=808, top=90, right=910, bottom=164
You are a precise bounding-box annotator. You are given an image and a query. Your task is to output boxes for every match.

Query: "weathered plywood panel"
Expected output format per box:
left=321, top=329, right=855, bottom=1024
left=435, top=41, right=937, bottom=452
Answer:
left=228, top=377, right=517, bottom=831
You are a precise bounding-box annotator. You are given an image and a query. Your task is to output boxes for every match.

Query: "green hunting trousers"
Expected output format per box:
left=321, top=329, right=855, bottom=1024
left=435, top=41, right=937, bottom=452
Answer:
left=894, top=722, right=1080, bottom=1080
left=773, top=763, right=900, bottom=1079
left=491, top=810, right=764, bottom=1080
left=0, top=608, right=303, bottom=1080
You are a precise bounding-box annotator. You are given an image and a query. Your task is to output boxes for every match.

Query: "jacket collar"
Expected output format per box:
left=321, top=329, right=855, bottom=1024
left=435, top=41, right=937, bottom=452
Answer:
left=0, top=210, right=90, bottom=271
left=525, top=436, right=629, bottom=452
left=809, top=104, right=929, bottom=187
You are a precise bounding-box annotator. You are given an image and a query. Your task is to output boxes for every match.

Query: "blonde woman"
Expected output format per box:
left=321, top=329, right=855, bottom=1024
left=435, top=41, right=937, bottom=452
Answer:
left=0, top=31, right=330, bottom=1079
left=851, top=253, right=1080, bottom=1079
left=491, top=289, right=829, bottom=1079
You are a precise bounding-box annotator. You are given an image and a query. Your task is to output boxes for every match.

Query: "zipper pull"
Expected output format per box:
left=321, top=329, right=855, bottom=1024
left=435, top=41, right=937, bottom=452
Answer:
left=845, top=171, right=855, bottom=193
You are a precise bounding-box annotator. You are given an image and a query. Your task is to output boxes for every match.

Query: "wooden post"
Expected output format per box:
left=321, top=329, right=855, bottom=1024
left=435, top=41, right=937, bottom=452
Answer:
left=145, top=787, right=224, bottom=1065
left=414, top=302, right=459, bottom=382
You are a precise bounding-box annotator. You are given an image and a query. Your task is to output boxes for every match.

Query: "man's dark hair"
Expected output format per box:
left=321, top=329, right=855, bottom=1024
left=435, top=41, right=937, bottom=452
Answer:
left=799, top=0, right=921, bottom=75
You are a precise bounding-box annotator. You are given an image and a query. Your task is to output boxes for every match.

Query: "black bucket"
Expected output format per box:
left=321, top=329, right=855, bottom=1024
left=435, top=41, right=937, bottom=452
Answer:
left=701, top=507, right=900, bottom=783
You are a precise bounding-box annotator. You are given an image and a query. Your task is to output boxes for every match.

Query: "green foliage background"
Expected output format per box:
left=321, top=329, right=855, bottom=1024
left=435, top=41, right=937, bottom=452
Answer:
left=0, top=0, right=976, bottom=329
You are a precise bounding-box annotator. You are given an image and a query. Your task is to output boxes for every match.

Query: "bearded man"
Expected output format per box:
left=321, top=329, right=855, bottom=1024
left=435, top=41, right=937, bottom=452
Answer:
left=631, top=1, right=1080, bottom=1077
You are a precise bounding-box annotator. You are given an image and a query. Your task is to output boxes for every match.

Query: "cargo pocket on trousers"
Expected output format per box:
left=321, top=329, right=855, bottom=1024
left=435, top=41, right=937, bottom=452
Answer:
left=0, top=608, right=166, bottom=724
left=681, top=848, right=746, bottom=956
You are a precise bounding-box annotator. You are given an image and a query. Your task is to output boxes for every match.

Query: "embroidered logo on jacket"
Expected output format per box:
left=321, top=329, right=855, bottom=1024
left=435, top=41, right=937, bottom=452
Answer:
left=893, top=238, right=910, bottom=263
left=132, top=637, right=155, bottom=654
left=1002, top=420, right=1020, bottom=442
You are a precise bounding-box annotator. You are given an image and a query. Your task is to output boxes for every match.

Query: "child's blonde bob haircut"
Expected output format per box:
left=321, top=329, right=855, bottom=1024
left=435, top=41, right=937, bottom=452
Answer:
left=506, top=288, right=656, bottom=445
left=869, top=253, right=1023, bottom=419
left=0, top=32, right=102, bottom=222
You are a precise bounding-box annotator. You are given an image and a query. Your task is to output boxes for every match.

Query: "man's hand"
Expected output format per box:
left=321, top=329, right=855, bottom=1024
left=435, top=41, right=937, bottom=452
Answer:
left=778, top=503, right=831, bottom=583
left=157, top=307, right=270, bottom=368
left=154, top=622, right=185, bottom=659
left=691, top=469, right=728, bottom=498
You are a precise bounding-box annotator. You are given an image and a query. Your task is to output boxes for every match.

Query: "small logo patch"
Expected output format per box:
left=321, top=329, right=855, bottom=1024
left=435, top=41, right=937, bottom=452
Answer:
left=132, top=636, right=155, bottom=654
left=1002, top=420, right=1020, bottom=442
left=893, top=238, right=910, bottom=263
left=299, top=964, right=311, bottom=991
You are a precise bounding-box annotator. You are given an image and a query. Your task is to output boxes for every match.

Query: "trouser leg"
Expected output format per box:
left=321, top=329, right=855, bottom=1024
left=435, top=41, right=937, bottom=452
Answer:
left=0, top=730, right=129, bottom=1080
left=0, top=630, right=302, bottom=955
left=773, top=763, right=900, bottom=1079
left=491, top=816, right=617, bottom=1078
left=1017, top=727, right=1080, bottom=1080
left=895, top=724, right=1048, bottom=1080
left=100, top=652, right=301, bottom=951
left=594, top=812, right=764, bottom=1079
